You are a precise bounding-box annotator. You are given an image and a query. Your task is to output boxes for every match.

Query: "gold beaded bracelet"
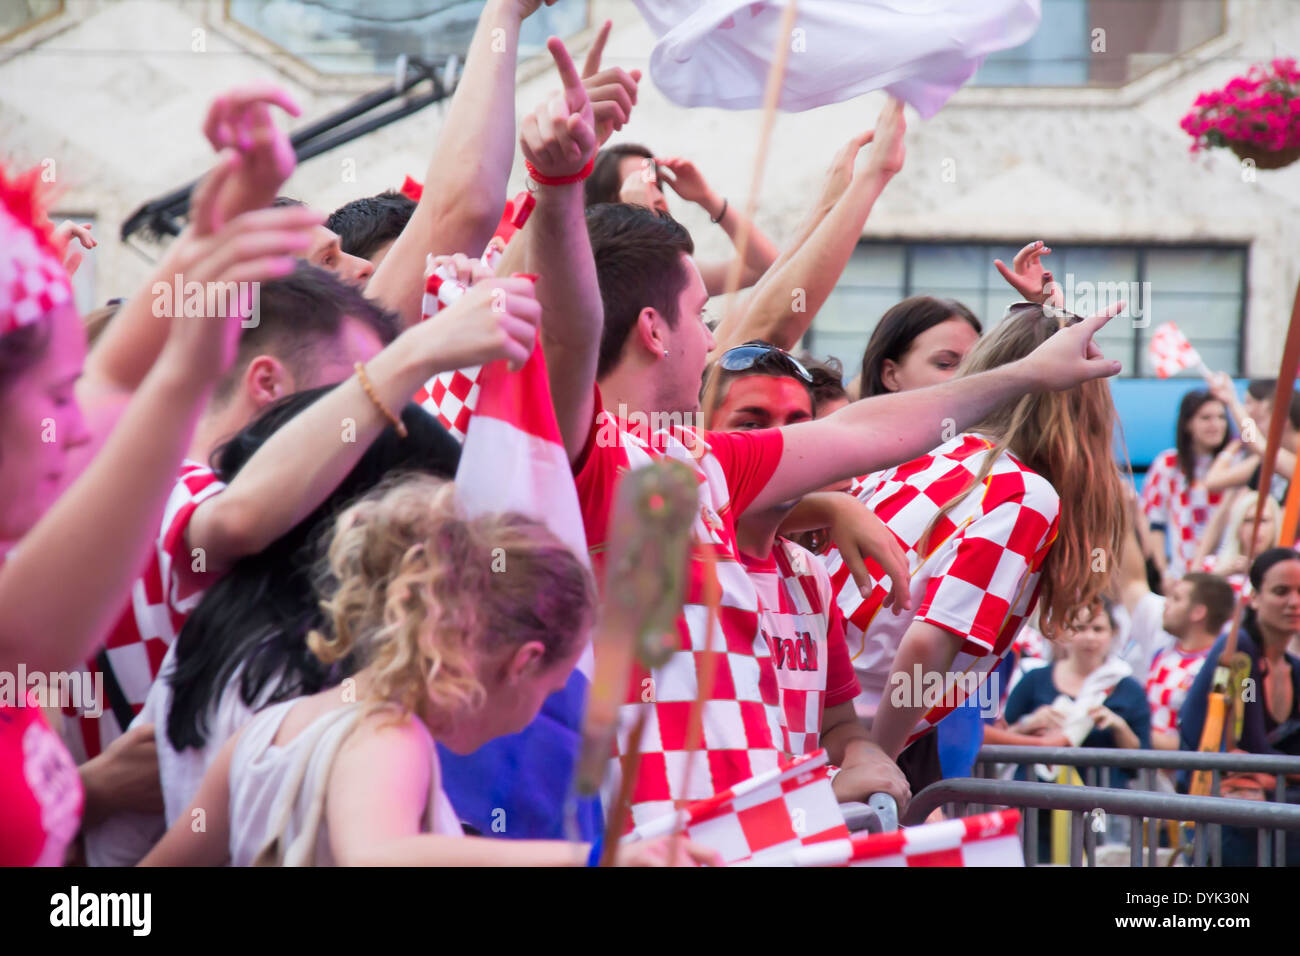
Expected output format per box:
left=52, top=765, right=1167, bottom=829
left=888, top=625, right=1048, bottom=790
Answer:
left=354, top=361, right=407, bottom=438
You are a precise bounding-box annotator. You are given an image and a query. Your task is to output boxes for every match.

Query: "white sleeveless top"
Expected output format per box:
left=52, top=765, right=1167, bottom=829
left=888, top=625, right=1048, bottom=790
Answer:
left=228, top=699, right=462, bottom=866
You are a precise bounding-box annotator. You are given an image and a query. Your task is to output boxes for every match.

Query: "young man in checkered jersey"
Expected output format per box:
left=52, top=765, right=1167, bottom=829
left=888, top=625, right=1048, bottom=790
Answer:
left=704, top=342, right=918, bottom=804
left=1117, top=510, right=1236, bottom=750
left=517, top=37, right=1125, bottom=825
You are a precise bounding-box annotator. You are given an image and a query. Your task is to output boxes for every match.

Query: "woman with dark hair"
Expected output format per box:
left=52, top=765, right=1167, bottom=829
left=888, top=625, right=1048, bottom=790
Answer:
left=585, top=142, right=778, bottom=295
left=854, top=296, right=982, bottom=399
left=1179, top=547, right=1300, bottom=865
left=82, top=388, right=461, bottom=864
left=1140, top=389, right=1230, bottom=583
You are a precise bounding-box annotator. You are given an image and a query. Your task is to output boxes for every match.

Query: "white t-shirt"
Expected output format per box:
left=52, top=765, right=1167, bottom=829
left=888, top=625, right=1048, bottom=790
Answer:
left=1114, top=592, right=1176, bottom=678
left=83, top=644, right=262, bottom=866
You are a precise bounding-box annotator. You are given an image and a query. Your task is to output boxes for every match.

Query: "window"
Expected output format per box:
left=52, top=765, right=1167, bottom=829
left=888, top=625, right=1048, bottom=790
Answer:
left=972, top=0, right=1226, bottom=88
left=0, top=0, right=62, bottom=42
left=807, top=241, right=1247, bottom=378
left=227, top=0, right=586, bottom=75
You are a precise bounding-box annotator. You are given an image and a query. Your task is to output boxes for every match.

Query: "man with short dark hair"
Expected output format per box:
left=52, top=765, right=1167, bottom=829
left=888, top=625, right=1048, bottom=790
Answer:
left=326, top=190, right=417, bottom=266
left=1145, top=571, right=1235, bottom=749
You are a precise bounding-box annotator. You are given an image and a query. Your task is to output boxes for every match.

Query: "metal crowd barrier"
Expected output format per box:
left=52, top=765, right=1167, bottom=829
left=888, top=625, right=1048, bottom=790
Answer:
left=908, top=746, right=1300, bottom=866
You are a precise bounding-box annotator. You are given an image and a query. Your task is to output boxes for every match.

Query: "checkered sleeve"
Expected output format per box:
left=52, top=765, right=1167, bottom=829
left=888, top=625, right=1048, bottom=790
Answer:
left=705, top=427, right=785, bottom=517
left=1140, top=451, right=1174, bottom=531
left=160, top=465, right=226, bottom=606
left=916, top=478, right=1058, bottom=655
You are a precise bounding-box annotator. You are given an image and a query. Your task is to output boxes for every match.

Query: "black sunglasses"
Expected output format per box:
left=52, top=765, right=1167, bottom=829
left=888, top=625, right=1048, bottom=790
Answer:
left=717, top=344, right=814, bottom=383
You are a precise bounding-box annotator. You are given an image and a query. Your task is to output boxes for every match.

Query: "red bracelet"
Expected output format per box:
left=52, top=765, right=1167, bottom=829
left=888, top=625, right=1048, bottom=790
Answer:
left=525, top=156, right=594, bottom=187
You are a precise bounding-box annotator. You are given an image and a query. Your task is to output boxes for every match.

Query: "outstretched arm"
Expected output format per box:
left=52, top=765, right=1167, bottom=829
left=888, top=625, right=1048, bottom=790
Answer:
left=519, top=38, right=602, bottom=463
left=368, top=0, right=552, bottom=326
left=707, top=99, right=904, bottom=356
left=185, top=275, right=541, bottom=574
left=748, top=306, right=1125, bottom=513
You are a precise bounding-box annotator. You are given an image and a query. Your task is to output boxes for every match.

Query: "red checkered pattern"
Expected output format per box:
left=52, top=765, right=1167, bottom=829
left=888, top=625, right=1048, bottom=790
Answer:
left=1149, top=322, right=1202, bottom=379
left=577, top=406, right=788, bottom=829
left=412, top=193, right=534, bottom=443
left=743, top=541, right=860, bottom=756
left=416, top=367, right=481, bottom=442
left=824, top=433, right=1060, bottom=747
left=62, top=462, right=225, bottom=762
left=0, top=200, right=71, bottom=335
left=1145, top=645, right=1211, bottom=735
left=622, top=750, right=850, bottom=864
left=764, top=808, right=1023, bottom=867
left=1140, top=449, right=1222, bottom=579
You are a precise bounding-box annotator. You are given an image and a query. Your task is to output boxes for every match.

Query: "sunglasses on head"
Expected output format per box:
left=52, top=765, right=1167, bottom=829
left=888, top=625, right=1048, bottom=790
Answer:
left=717, top=343, right=814, bottom=383
left=1006, top=300, right=1085, bottom=328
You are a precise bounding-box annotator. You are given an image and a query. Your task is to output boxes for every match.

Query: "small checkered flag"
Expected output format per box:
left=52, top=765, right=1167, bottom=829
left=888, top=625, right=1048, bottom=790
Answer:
left=740, top=807, right=1024, bottom=867
left=415, top=192, right=535, bottom=440
left=1149, top=322, right=1207, bottom=379
left=621, top=750, right=851, bottom=864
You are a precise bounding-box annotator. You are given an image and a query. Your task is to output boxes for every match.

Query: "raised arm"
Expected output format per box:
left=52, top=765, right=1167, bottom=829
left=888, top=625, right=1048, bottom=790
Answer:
left=519, top=38, right=602, bottom=462
left=707, top=99, right=904, bottom=356
left=83, top=88, right=306, bottom=398
left=0, top=164, right=317, bottom=673
left=748, top=307, right=1125, bottom=513
left=185, top=274, right=540, bottom=573
left=367, top=0, right=551, bottom=326
left=657, top=156, right=780, bottom=296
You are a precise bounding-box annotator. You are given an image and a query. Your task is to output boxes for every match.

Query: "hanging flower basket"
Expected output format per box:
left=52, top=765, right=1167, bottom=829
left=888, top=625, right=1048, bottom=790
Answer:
left=1180, top=58, right=1300, bottom=170
left=1228, top=140, right=1300, bottom=170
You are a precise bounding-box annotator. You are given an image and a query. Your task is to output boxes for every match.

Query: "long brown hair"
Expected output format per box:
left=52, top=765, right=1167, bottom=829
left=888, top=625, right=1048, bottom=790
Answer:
left=923, top=303, right=1128, bottom=631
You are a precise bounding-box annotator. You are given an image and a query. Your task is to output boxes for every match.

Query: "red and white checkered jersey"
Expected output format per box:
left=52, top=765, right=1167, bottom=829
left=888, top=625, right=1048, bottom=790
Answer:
left=415, top=368, right=480, bottom=442
left=574, top=391, right=788, bottom=829
left=741, top=540, right=860, bottom=756
left=1140, top=449, right=1222, bottom=579
left=1145, top=644, right=1211, bottom=736
left=63, top=461, right=225, bottom=762
left=823, top=433, right=1060, bottom=748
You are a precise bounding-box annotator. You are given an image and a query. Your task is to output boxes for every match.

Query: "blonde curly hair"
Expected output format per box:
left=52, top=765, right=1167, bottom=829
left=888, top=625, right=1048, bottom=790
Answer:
left=307, top=474, right=595, bottom=729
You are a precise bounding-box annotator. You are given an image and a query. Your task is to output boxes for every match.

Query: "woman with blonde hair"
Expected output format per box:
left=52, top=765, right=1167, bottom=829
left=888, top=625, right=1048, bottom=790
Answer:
left=1194, top=489, right=1281, bottom=595
left=142, top=476, right=717, bottom=866
left=824, top=301, right=1129, bottom=791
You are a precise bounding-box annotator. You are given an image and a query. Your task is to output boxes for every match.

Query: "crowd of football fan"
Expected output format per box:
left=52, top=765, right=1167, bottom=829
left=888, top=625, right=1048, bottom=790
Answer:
left=2, top=2, right=1297, bottom=868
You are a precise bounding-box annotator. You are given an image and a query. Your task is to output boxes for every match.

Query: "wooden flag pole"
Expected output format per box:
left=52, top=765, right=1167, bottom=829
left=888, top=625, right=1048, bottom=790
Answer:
left=674, top=0, right=801, bottom=856
left=700, top=0, right=800, bottom=430
left=1190, top=274, right=1300, bottom=797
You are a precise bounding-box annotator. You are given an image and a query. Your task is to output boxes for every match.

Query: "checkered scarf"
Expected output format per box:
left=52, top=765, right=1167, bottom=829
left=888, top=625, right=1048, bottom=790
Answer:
left=0, top=164, right=72, bottom=337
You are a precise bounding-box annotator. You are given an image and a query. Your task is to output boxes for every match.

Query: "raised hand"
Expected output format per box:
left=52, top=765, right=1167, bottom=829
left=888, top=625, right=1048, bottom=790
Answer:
left=862, top=96, right=906, bottom=181
left=656, top=156, right=714, bottom=207
left=53, top=220, right=96, bottom=275
left=425, top=275, right=541, bottom=372
left=427, top=252, right=494, bottom=288
left=162, top=153, right=321, bottom=383
left=995, top=240, right=1061, bottom=306
left=201, top=84, right=302, bottom=224
left=520, top=38, right=597, bottom=180
left=817, top=130, right=875, bottom=209
left=1017, top=301, right=1124, bottom=391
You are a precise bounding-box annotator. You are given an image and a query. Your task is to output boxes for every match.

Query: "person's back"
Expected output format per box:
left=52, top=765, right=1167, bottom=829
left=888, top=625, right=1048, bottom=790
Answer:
left=228, top=698, right=459, bottom=866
